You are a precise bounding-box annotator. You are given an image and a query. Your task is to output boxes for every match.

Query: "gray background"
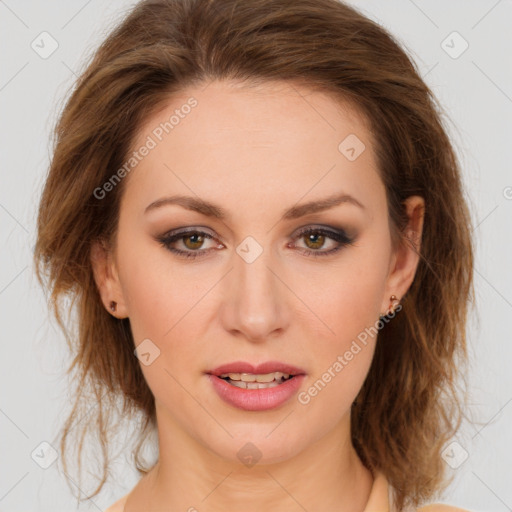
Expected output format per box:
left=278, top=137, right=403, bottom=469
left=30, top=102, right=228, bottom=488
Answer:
left=1, top=1, right=511, bottom=510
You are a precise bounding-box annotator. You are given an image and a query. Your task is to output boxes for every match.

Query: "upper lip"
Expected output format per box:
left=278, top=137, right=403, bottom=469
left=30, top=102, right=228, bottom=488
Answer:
left=208, top=361, right=306, bottom=376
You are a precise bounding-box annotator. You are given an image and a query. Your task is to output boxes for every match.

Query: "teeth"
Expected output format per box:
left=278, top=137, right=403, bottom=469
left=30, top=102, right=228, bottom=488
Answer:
left=219, top=372, right=291, bottom=383
left=229, top=380, right=282, bottom=389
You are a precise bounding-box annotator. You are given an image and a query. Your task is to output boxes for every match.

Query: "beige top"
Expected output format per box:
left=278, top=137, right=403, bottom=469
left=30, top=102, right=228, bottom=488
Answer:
left=104, top=470, right=468, bottom=512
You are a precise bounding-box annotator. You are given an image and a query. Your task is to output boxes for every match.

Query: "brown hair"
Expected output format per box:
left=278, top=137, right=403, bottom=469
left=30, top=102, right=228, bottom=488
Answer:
left=33, top=0, right=475, bottom=509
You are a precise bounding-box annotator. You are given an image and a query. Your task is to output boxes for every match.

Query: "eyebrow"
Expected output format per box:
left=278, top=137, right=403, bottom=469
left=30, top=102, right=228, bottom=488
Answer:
left=144, top=192, right=365, bottom=220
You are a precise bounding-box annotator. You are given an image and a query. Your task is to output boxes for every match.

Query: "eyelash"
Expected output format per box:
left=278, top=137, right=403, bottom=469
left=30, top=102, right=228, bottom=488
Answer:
left=156, top=226, right=355, bottom=260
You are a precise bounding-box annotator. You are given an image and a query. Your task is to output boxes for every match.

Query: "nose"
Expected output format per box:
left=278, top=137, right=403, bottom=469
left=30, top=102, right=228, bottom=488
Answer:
left=219, top=245, right=290, bottom=343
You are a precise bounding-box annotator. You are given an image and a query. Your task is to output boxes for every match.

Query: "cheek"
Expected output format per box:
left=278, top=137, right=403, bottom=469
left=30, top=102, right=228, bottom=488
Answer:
left=290, top=239, right=389, bottom=403
left=116, top=240, right=216, bottom=408
left=116, top=226, right=202, bottom=342
left=293, top=264, right=386, bottom=429
left=118, top=254, right=207, bottom=407
left=292, top=243, right=389, bottom=345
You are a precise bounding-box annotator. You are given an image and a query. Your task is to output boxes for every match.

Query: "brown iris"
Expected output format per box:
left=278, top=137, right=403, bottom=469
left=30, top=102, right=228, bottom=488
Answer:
left=303, top=232, right=325, bottom=250
left=183, top=233, right=205, bottom=250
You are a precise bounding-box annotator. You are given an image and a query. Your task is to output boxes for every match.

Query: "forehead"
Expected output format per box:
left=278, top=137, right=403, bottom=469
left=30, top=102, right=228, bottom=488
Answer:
left=123, top=79, right=384, bottom=219
left=134, top=79, right=373, bottom=152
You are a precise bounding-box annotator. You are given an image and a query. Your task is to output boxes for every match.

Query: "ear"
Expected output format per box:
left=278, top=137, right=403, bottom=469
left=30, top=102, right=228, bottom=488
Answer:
left=90, top=239, right=128, bottom=318
left=380, top=195, right=425, bottom=314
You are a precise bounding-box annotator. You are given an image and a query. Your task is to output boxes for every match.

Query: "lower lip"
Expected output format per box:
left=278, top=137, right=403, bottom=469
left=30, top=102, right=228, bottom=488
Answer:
left=207, top=374, right=306, bottom=411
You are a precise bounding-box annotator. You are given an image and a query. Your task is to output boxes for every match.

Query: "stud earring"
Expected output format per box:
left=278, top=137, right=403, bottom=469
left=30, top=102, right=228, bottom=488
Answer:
left=388, top=294, right=400, bottom=314
left=380, top=294, right=400, bottom=317
left=109, top=301, right=117, bottom=313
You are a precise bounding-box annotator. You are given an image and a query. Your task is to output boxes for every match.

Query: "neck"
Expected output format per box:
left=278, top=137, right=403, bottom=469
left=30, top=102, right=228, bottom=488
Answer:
left=125, top=405, right=374, bottom=512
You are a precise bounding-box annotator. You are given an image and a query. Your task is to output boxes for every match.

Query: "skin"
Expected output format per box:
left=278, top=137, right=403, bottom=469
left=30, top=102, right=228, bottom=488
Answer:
left=91, top=79, right=424, bottom=512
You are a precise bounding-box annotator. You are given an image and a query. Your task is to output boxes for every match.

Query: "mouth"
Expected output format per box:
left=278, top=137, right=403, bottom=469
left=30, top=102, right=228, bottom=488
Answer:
left=206, top=361, right=307, bottom=410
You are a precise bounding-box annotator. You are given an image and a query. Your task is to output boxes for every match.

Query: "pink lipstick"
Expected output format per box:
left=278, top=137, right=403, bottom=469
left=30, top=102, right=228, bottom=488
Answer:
left=206, top=361, right=306, bottom=411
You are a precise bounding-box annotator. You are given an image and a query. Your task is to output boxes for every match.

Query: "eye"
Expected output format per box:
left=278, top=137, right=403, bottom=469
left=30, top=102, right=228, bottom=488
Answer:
left=290, top=226, right=355, bottom=257
left=157, top=228, right=222, bottom=259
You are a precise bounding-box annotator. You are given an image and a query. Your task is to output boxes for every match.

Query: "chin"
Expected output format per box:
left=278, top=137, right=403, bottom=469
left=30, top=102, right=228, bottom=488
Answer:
left=205, top=428, right=308, bottom=467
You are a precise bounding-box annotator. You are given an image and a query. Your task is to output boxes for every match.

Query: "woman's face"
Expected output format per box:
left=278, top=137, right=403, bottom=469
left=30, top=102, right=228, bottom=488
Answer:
left=93, top=79, right=423, bottom=465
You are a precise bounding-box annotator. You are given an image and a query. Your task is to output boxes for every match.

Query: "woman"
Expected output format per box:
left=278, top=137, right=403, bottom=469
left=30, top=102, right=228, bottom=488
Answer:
left=33, top=0, right=474, bottom=510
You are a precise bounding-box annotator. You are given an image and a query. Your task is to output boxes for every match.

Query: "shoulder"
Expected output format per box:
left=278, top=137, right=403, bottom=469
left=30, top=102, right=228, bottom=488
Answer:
left=417, top=504, right=472, bottom=512
left=104, top=493, right=129, bottom=512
